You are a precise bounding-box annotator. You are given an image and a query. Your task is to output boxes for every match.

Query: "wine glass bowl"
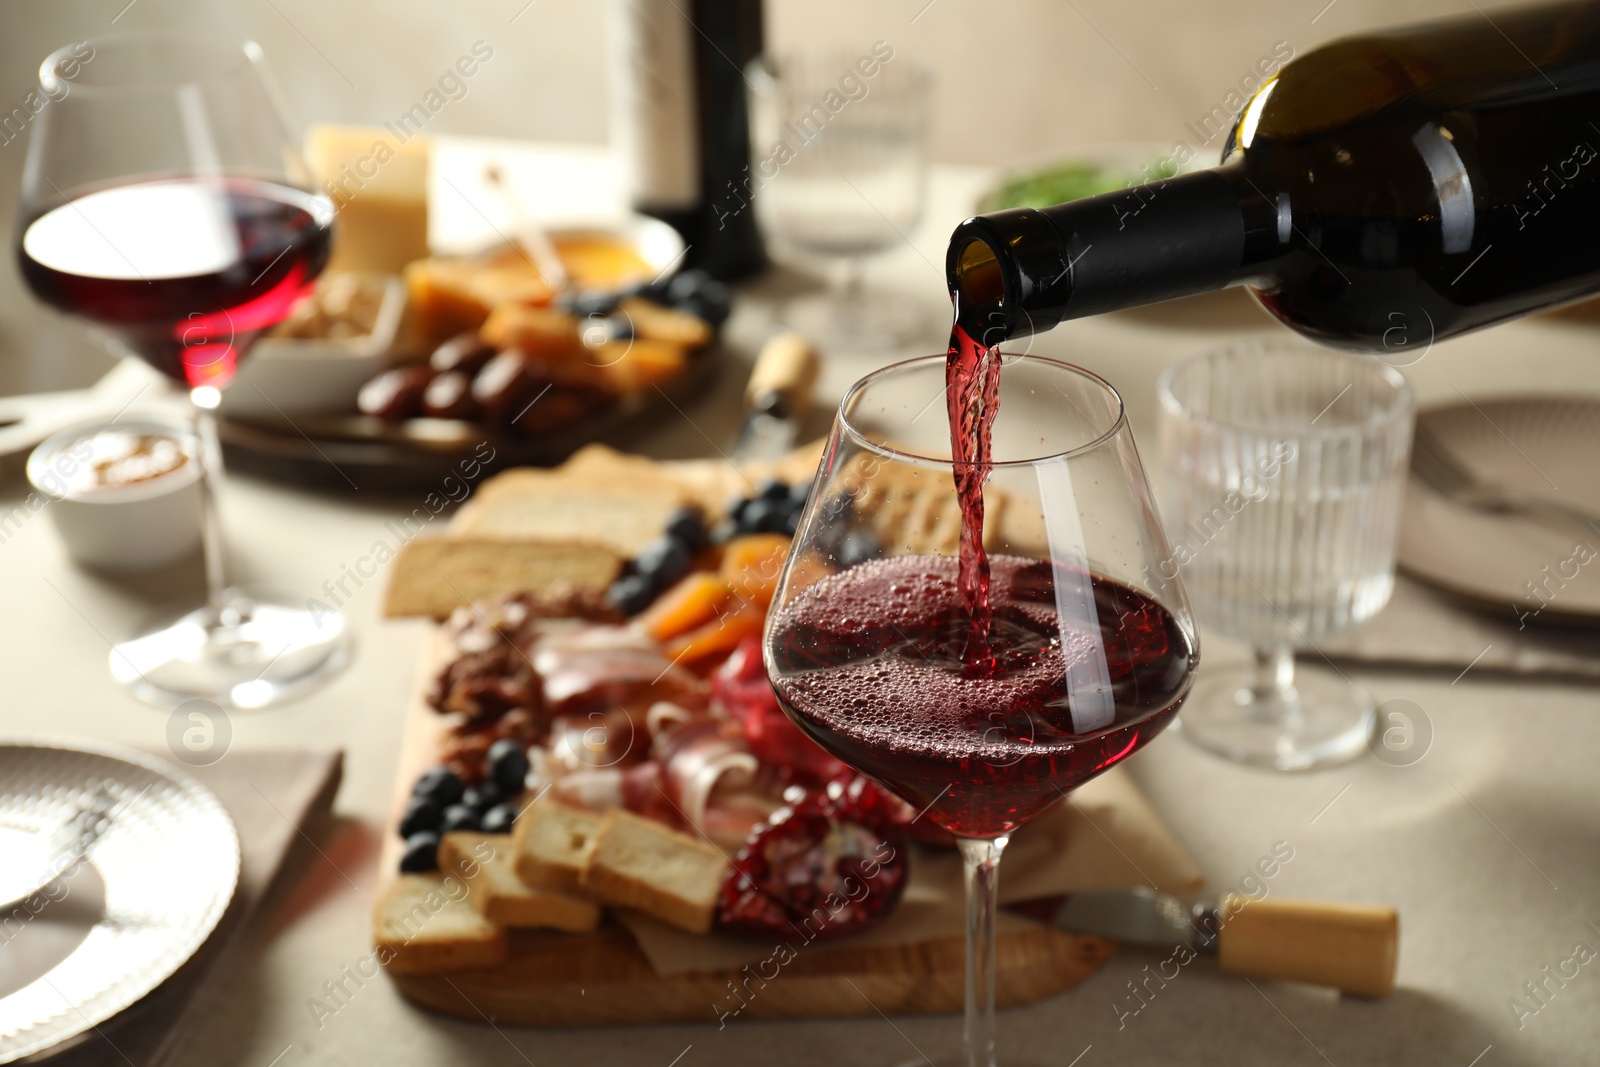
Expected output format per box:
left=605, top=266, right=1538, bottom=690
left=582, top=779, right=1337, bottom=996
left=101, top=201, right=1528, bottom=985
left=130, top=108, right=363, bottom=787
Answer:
left=14, top=32, right=349, bottom=709
left=768, top=354, right=1197, bottom=836
left=746, top=49, right=930, bottom=352
left=748, top=50, right=926, bottom=258
left=19, top=34, right=332, bottom=390
left=764, top=352, right=1197, bottom=1066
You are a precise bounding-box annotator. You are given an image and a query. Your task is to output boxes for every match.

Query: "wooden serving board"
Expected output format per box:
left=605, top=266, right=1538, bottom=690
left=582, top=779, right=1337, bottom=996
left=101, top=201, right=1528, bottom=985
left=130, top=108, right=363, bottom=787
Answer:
left=392, top=921, right=1115, bottom=1026
left=378, top=636, right=1119, bottom=1027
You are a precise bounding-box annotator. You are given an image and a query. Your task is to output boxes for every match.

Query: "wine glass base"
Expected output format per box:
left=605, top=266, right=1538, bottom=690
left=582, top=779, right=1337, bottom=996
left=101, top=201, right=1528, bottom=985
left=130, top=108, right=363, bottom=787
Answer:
left=783, top=289, right=924, bottom=353
left=1177, top=664, right=1375, bottom=771
left=110, top=588, right=352, bottom=710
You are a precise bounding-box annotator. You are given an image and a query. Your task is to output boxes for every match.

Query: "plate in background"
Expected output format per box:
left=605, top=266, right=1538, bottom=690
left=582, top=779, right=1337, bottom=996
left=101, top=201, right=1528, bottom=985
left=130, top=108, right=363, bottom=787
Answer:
left=0, top=738, right=239, bottom=1064
left=1398, top=397, right=1600, bottom=626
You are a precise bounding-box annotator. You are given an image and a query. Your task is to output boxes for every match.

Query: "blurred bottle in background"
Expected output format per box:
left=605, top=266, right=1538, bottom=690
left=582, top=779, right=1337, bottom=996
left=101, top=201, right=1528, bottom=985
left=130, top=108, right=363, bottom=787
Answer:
left=611, top=0, right=766, bottom=280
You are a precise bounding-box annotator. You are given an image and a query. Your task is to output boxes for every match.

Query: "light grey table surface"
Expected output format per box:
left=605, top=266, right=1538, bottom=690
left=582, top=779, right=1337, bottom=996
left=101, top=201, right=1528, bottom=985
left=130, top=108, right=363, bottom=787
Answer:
left=1, top=164, right=1596, bottom=1067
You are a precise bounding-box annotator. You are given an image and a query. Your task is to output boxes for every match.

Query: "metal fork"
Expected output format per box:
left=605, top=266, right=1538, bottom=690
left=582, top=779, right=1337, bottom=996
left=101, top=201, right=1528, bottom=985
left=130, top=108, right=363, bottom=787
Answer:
left=1410, top=421, right=1600, bottom=537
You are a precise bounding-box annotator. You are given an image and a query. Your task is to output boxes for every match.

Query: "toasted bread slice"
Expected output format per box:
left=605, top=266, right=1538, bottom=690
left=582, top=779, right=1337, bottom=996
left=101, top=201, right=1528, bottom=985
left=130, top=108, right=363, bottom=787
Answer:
left=580, top=809, right=727, bottom=934
left=383, top=536, right=623, bottom=618
left=440, top=831, right=602, bottom=932
left=511, top=799, right=604, bottom=895
left=373, top=873, right=507, bottom=975
left=558, top=443, right=827, bottom=518
left=451, top=471, right=689, bottom=556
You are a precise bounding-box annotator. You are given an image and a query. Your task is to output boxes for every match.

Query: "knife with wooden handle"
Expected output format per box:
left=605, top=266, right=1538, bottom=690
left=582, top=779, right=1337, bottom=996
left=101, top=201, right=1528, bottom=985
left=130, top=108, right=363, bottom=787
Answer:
left=1046, top=887, right=1399, bottom=998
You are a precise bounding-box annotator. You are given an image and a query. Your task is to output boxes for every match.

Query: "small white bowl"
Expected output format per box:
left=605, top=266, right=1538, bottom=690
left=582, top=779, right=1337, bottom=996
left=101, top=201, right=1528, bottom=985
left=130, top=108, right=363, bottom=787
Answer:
left=221, top=273, right=407, bottom=417
left=27, top=418, right=203, bottom=573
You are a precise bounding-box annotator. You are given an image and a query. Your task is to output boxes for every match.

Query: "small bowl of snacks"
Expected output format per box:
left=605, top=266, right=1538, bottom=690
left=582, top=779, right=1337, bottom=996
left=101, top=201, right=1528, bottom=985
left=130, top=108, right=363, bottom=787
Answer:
left=27, top=418, right=203, bottom=573
left=222, top=272, right=407, bottom=417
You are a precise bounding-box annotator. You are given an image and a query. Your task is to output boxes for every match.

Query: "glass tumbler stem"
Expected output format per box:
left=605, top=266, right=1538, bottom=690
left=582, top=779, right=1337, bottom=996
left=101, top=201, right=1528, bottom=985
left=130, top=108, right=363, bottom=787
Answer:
left=189, top=388, right=236, bottom=619
left=959, top=834, right=1009, bottom=1067
left=1250, top=644, right=1297, bottom=709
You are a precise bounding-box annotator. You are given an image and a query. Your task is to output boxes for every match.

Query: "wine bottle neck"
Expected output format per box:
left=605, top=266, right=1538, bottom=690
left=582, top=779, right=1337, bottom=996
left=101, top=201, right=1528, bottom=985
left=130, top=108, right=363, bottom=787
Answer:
left=948, top=164, right=1277, bottom=342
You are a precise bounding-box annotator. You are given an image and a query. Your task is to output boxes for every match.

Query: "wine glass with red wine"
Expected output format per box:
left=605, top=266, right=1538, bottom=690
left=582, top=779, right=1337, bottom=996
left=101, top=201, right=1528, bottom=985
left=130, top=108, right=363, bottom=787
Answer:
left=15, top=31, right=348, bottom=709
left=766, top=352, right=1198, bottom=1067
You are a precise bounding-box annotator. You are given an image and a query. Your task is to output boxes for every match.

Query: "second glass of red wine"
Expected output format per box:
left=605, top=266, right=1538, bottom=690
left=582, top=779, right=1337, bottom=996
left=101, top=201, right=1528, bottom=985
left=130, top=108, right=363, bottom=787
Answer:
left=766, top=354, right=1199, bottom=1067
left=15, top=32, right=348, bottom=709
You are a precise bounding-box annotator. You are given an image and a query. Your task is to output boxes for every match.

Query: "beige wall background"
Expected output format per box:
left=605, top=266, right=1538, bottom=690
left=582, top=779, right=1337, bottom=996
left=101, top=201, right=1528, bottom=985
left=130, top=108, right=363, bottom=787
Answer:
left=0, top=0, right=1537, bottom=392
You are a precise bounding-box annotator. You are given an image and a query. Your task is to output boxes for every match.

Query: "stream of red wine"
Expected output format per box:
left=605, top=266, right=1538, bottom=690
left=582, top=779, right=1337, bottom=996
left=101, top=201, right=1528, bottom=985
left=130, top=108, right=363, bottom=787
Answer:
left=945, top=319, right=1002, bottom=667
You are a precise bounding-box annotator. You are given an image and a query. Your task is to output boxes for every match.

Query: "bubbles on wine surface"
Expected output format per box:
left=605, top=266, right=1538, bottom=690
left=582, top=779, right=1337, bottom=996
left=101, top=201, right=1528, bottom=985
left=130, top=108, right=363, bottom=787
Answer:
left=768, top=554, right=1195, bottom=835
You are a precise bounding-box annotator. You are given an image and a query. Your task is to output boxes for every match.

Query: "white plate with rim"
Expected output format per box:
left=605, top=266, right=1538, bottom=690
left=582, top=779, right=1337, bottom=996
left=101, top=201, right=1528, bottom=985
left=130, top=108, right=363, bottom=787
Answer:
left=0, top=737, right=239, bottom=1064
left=1398, top=396, right=1600, bottom=626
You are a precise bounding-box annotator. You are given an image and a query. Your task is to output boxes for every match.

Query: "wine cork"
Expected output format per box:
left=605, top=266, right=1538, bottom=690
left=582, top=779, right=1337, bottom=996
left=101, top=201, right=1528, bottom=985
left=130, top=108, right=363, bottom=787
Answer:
left=745, top=332, right=819, bottom=418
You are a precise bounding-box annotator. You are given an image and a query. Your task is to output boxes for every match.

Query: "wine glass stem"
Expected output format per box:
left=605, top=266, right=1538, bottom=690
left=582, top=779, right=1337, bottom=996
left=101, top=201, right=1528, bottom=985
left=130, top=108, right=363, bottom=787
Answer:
left=959, top=834, right=1009, bottom=1067
left=189, top=392, right=232, bottom=616
left=1251, top=643, right=1297, bottom=707
left=835, top=254, right=866, bottom=331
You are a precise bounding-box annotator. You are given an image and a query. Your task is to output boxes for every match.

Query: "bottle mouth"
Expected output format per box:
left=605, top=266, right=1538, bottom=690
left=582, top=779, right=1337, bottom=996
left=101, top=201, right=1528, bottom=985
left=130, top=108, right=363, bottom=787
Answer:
left=954, top=239, right=1004, bottom=307
left=945, top=209, right=1074, bottom=344
left=948, top=237, right=1010, bottom=349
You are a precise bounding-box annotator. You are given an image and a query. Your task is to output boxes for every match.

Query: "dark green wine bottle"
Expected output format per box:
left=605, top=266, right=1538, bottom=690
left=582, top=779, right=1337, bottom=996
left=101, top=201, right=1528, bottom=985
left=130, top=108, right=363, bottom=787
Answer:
left=949, top=0, right=1600, bottom=351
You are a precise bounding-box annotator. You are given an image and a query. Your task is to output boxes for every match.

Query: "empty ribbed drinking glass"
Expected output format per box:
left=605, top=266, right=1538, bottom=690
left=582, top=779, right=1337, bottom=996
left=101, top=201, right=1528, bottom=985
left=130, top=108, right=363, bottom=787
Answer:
left=1157, top=343, right=1413, bottom=770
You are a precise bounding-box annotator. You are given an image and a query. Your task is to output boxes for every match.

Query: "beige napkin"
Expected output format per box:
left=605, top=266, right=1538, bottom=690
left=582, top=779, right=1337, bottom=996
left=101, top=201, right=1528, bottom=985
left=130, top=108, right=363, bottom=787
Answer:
left=1316, top=575, right=1600, bottom=680
left=620, top=764, right=1202, bottom=977
left=34, top=749, right=343, bottom=1066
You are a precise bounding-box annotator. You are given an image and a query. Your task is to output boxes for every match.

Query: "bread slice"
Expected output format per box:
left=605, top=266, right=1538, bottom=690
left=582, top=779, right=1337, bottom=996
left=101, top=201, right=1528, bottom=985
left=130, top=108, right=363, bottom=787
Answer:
left=440, top=831, right=602, bottom=932
left=380, top=441, right=830, bottom=618
left=558, top=443, right=824, bottom=517
left=383, top=536, right=622, bottom=618
left=451, top=472, right=688, bottom=556
left=511, top=799, right=604, bottom=895
left=580, top=808, right=727, bottom=934
left=373, top=873, right=507, bottom=975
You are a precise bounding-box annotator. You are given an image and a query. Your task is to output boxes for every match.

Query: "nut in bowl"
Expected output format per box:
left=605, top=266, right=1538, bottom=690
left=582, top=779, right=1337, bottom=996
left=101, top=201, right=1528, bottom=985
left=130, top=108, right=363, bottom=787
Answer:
left=26, top=417, right=203, bottom=573
left=221, top=273, right=407, bottom=417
